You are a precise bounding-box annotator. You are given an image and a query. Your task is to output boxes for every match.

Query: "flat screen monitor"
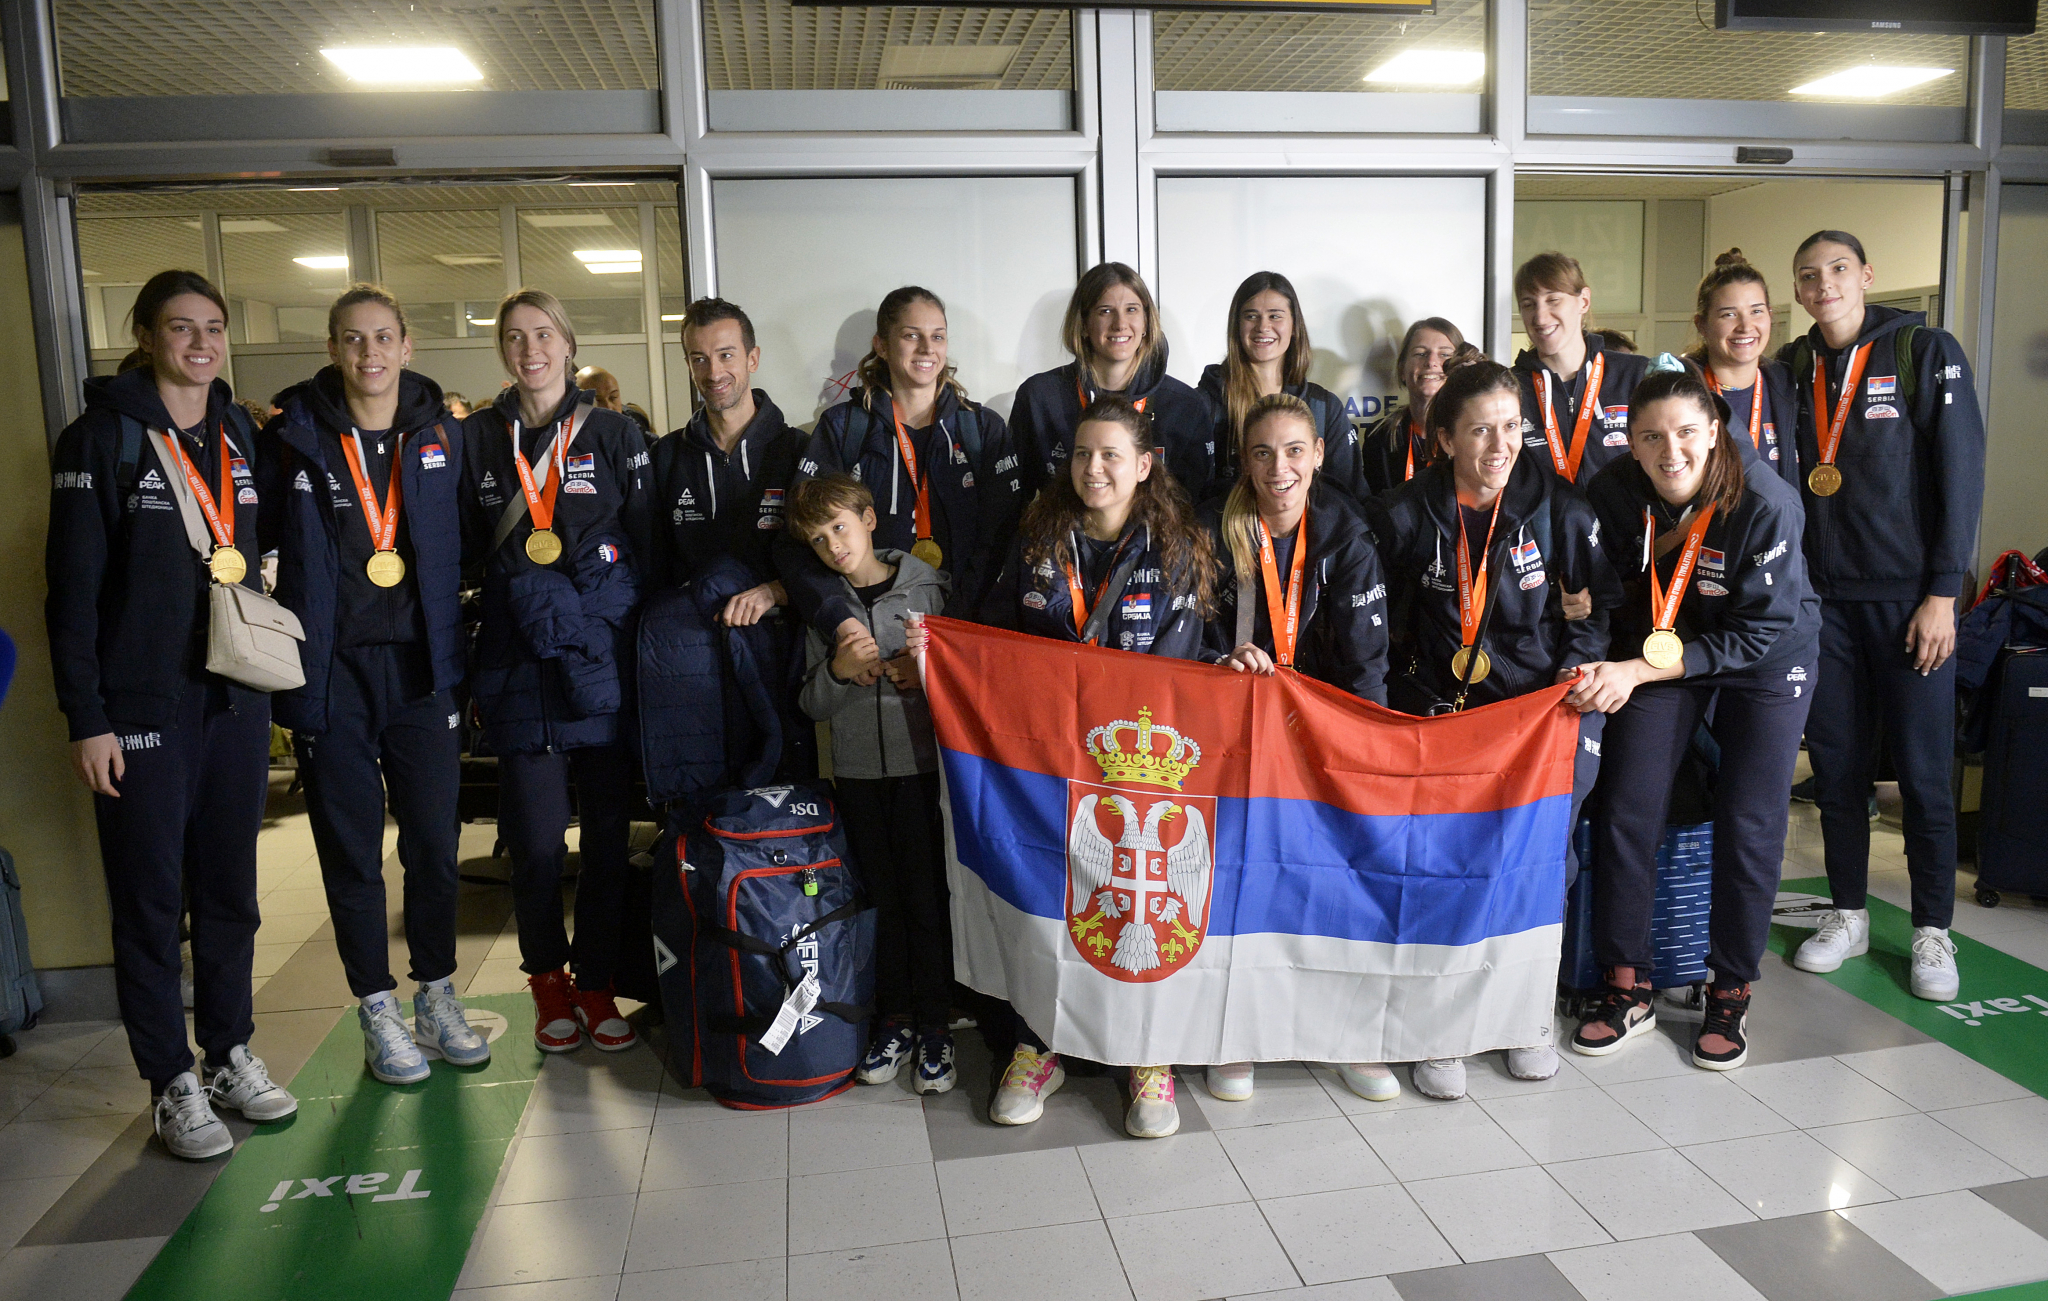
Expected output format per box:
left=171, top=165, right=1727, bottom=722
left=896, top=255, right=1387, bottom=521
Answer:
left=1716, top=0, right=2036, bottom=36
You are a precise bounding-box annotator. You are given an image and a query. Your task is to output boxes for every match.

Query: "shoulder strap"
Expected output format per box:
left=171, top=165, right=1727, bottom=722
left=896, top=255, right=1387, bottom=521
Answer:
left=954, top=404, right=984, bottom=477
left=1788, top=339, right=1814, bottom=390
left=144, top=429, right=217, bottom=559
left=1895, top=324, right=1920, bottom=406
left=1235, top=565, right=1255, bottom=649
left=490, top=403, right=592, bottom=555
left=116, top=414, right=146, bottom=491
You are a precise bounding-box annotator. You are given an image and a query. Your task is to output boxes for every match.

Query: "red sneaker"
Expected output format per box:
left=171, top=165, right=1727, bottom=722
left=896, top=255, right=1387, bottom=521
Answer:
left=529, top=969, right=582, bottom=1053
left=571, top=980, right=638, bottom=1052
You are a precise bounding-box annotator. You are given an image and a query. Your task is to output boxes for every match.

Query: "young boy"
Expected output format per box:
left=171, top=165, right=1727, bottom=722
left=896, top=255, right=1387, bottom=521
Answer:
left=789, top=475, right=957, bottom=1093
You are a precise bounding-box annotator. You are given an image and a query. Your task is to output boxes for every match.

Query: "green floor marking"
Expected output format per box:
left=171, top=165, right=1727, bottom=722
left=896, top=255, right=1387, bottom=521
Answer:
left=1958, top=1283, right=2048, bottom=1300
left=1770, top=878, right=2048, bottom=1098
left=126, top=994, right=541, bottom=1301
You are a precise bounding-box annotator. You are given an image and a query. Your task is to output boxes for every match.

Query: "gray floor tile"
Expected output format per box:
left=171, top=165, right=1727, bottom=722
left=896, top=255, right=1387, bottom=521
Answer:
left=1547, top=1232, right=1768, bottom=1301
left=0, top=1115, right=133, bottom=1183
left=788, top=1162, right=945, bottom=1254
left=459, top=1194, right=639, bottom=1289
left=0, top=1234, right=168, bottom=1301
left=1736, top=966, right=1932, bottom=1068
left=0, top=1071, right=62, bottom=1126
left=1215, top=1115, right=1396, bottom=1200
left=0, top=1175, right=74, bottom=1253
left=498, top=1126, right=653, bottom=1204
left=1107, top=1201, right=1301, bottom=1301
left=1696, top=1211, right=1940, bottom=1301
left=1971, top=1175, right=2048, bottom=1239
left=0, top=1024, right=118, bottom=1075
left=786, top=1237, right=959, bottom=1301
left=1260, top=1184, right=1460, bottom=1284
left=615, top=1259, right=783, bottom=1301
left=621, top=1180, right=786, bottom=1273
left=790, top=1096, right=933, bottom=1174
left=1078, top=1129, right=1250, bottom=1218
left=924, top=1064, right=1210, bottom=1163
left=14, top=1109, right=249, bottom=1246
left=638, top=1109, right=789, bottom=1190
left=1389, top=1252, right=1588, bottom=1301
left=950, top=1219, right=1136, bottom=1301
left=935, top=1146, right=1102, bottom=1236
left=1840, top=1191, right=2048, bottom=1294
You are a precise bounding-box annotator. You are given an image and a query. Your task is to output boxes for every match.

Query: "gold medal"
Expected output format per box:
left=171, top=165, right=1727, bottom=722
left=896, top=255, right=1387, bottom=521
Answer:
left=1642, top=629, right=1685, bottom=670
left=208, top=545, right=247, bottom=585
left=1807, top=464, right=1843, bottom=497
left=1450, top=646, right=1491, bottom=684
left=366, top=550, right=406, bottom=587
left=911, top=538, right=943, bottom=568
left=525, top=527, right=563, bottom=565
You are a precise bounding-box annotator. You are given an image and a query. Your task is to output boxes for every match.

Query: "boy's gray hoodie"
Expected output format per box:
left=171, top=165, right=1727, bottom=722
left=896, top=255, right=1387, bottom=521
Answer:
left=799, top=550, right=951, bottom=779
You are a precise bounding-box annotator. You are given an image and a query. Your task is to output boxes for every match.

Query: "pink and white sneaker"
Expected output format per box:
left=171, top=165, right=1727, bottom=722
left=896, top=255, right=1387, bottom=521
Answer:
left=989, top=1045, right=1064, bottom=1125
left=1126, top=1065, right=1180, bottom=1138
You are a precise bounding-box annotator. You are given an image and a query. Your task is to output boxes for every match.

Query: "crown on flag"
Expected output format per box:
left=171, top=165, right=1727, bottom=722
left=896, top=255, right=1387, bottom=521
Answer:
left=1085, top=707, right=1201, bottom=792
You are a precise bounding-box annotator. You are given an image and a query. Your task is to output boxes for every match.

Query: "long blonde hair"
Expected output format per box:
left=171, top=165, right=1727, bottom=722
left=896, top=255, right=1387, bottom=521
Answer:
left=1061, top=263, right=1164, bottom=391
left=495, top=287, right=576, bottom=364
left=1220, top=392, right=1319, bottom=589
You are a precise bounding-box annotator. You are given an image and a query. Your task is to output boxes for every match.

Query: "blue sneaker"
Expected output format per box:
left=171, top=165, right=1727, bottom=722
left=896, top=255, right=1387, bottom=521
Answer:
left=413, top=981, right=491, bottom=1067
left=361, top=992, right=430, bottom=1085
left=913, top=1031, right=957, bottom=1095
left=857, top=1022, right=916, bottom=1085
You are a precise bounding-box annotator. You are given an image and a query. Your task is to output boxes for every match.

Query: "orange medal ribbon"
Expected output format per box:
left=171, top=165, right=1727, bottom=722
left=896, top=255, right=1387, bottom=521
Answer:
left=1074, top=374, right=1147, bottom=416
left=1645, top=504, right=1718, bottom=637
left=509, top=417, right=575, bottom=533
left=1455, top=495, right=1502, bottom=656
left=1539, top=353, right=1605, bottom=481
left=338, top=429, right=404, bottom=555
left=890, top=411, right=935, bottom=553
left=1063, top=531, right=1132, bottom=645
left=1811, top=342, right=1874, bottom=473
left=164, top=423, right=236, bottom=552
left=1707, top=371, right=1766, bottom=450
left=1404, top=412, right=1424, bottom=482
left=1256, top=506, right=1311, bottom=666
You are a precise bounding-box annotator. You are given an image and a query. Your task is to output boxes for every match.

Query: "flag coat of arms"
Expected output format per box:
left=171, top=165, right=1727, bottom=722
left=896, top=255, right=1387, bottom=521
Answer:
left=924, top=617, right=1578, bottom=1066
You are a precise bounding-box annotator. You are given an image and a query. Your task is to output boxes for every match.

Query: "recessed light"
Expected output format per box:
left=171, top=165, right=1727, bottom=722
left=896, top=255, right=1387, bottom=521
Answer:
left=468, top=317, right=496, bottom=326
left=573, top=249, right=641, bottom=263
left=1790, top=65, right=1952, bottom=98
left=433, top=253, right=504, bottom=268
left=294, top=255, right=351, bottom=270
left=659, top=313, right=684, bottom=321
left=321, top=46, right=484, bottom=86
left=581, top=262, right=641, bottom=275
left=522, top=212, right=613, bottom=228
left=289, top=187, right=341, bottom=192
left=569, top=181, right=638, bottom=187
left=1364, top=50, right=1485, bottom=87
left=180, top=218, right=288, bottom=234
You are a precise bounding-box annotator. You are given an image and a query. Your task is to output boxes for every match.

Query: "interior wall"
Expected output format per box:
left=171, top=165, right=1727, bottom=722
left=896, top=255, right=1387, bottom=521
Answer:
left=0, top=194, right=111, bottom=970
left=1985, top=183, right=2048, bottom=567
left=1705, top=180, right=1946, bottom=333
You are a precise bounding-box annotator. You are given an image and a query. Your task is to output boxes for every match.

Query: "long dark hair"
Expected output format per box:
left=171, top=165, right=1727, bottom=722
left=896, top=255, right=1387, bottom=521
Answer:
left=857, top=284, right=965, bottom=401
left=1220, top=271, right=1312, bottom=453
left=1422, top=347, right=1515, bottom=460
left=1626, top=366, right=1746, bottom=516
left=130, top=269, right=229, bottom=344
left=1019, top=394, right=1215, bottom=618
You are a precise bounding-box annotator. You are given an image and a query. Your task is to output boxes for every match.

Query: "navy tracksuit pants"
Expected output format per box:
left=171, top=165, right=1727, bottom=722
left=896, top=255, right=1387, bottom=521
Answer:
left=1594, top=679, right=1811, bottom=986
left=294, top=644, right=463, bottom=998
left=1806, top=599, right=1957, bottom=929
left=837, top=772, right=952, bottom=1032
left=499, top=744, right=635, bottom=990
left=95, top=681, right=269, bottom=1089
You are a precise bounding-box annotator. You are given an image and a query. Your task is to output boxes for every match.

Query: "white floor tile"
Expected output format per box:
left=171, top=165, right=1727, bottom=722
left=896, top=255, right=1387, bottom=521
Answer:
left=1725, top=1057, right=1915, bottom=1129
left=1350, top=1099, right=1534, bottom=1181
left=1547, top=1232, right=1768, bottom=1301
left=1188, top=1062, right=1345, bottom=1130
left=468, top=958, right=534, bottom=997
left=1405, top=1165, right=1611, bottom=1262
left=249, top=943, right=300, bottom=979
left=1559, top=1030, right=1699, bottom=1086
left=252, top=910, right=329, bottom=946
left=0, top=1235, right=168, bottom=1301
left=1461, top=1048, right=1598, bottom=1100
left=459, top=1194, right=639, bottom=1289
left=1228, top=1279, right=1402, bottom=1301
left=1840, top=1191, right=2048, bottom=1293
left=0, top=1072, right=59, bottom=1127
left=1604, top=1073, right=1795, bottom=1147
left=639, top=1110, right=789, bottom=1190
left=788, top=1162, right=945, bottom=1254
left=1259, top=1184, right=1459, bottom=1284
left=950, top=1219, right=1136, bottom=1301
left=1305, top=1064, right=1454, bottom=1116
left=1932, top=1096, right=2048, bottom=1177
left=788, top=1096, right=932, bottom=1175
left=1476, top=1086, right=1665, bottom=1164
left=0, top=1115, right=135, bottom=1180
left=1836, top=1041, right=2032, bottom=1111
left=0, top=1024, right=116, bottom=1075
left=1109, top=1202, right=1301, bottom=1301
left=615, top=1259, right=783, bottom=1301
left=1215, top=1116, right=1396, bottom=1200
left=1545, top=1148, right=1756, bottom=1239
left=520, top=1060, right=662, bottom=1138
left=787, top=1237, right=959, bottom=1301
left=451, top=1274, right=625, bottom=1301
left=621, top=1179, right=786, bottom=1273
left=498, top=1126, right=653, bottom=1204
left=1679, top=1130, right=1897, bottom=1218
left=1809, top=1111, right=2025, bottom=1197
left=1078, top=1130, right=1251, bottom=1219
left=936, top=1146, right=1102, bottom=1237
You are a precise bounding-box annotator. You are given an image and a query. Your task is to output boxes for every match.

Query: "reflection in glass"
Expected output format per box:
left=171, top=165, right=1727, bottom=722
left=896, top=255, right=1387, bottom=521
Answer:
left=703, top=0, right=1071, bottom=91
left=1154, top=0, right=1485, bottom=94
left=218, top=211, right=350, bottom=344
left=518, top=206, right=645, bottom=337
left=77, top=215, right=208, bottom=350
left=376, top=208, right=505, bottom=339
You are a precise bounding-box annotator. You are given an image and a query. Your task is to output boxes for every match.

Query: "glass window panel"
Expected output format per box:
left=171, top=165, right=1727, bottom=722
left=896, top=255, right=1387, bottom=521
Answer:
left=214, top=211, right=350, bottom=345
left=1512, top=201, right=1644, bottom=315
left=2006, top=2, right=2048, bottom=141
left=1153, top=0, right=1487, bottom=133
left=375, top=209, right=505, bottom=340
left=77, top=215, right=207, bottom=352
left=517, top=205, right=645, bottom=337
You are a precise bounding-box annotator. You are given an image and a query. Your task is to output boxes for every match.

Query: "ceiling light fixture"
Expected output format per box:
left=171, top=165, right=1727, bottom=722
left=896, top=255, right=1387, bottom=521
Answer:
left=293, top=255, right=351, bottom=270
left=289, top=187, right=341, bottom=192
left=1790, top=65, right=1952, bottom=97
left=1364, top=49, right=1485, bottom=86
left=581, top=262, right=641, bottom=274
left=468, top=317, right=496, bottom=326
left=659, top=313, right=684, bottom=321
left=433, top=253, right=504, bottom=267
left=569, top=181, right=638, bottom=187
left=574, top=248, right=642, bottom=274
left=522, top=212, right=613, bottom=228
left=321, top=46, right=484, bottom=86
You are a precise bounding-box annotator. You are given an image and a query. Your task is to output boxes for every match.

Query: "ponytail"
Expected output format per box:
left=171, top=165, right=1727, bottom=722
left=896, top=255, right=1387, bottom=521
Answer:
left=857, top=285, right=966, bottom=403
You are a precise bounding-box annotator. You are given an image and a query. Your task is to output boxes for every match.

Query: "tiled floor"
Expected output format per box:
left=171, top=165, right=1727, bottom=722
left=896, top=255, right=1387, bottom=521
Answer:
left=4, top=781, right=2048, bottom=1301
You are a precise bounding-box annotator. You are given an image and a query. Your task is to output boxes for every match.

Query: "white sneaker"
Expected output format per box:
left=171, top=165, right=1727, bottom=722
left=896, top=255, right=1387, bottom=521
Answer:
left=989, top=1046, right=1064, bottom=1126
left=1412, top=1058, right=1467, bottom=1100
left=1792, top=907, right=1870, bottom=973
left=1910, top=927, right=1961, bottom=1001
left=154, top=1072, right=233, bottom=1160
left=1126, top=1065, right=1180, bottom=1139
left=1206, top=1062, right=1254, bottom=1102
left=413, top=981, right=491, bottom=1066
left=1507, top=1045, right=1560, bottom=1080
left=203, top=1045, right=298, bottom=1122
left=1334, top=1062, right=1401, bottom=1102
left=361, top=993, right=430, bottom=1085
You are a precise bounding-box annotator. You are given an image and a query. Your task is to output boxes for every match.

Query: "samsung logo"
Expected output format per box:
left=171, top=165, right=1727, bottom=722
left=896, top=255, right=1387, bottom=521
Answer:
left=1871, top=19, right=1900, bottom=27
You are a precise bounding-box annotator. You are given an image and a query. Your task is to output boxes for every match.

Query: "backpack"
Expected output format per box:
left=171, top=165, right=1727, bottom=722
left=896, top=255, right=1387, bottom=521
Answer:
left=0, top=849, right=42, bottom=1048
left=653, top=783, right=875, bottom=1109
left=1786, top=324, right=1921, bottom=408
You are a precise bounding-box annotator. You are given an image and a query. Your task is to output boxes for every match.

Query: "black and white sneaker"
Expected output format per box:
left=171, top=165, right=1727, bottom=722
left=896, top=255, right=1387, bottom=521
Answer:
left=913, top=1031, right=957, bottom=1095
left=1570, top=979, right=1656, bottom=1057
left=858, top=1022, right=916, bottom=1085
left=1692, top=984, right=1751, bottom=1071
left=154, top=1072, right=233, bottom=1160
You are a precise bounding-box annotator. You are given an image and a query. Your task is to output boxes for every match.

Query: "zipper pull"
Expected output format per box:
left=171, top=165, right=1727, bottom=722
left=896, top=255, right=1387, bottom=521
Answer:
left=800, top=869, right=819, bottom=897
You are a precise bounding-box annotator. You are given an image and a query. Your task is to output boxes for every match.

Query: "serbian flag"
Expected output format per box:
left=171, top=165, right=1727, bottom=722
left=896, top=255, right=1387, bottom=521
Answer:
left=925, top=617, right=1578, bottom=1066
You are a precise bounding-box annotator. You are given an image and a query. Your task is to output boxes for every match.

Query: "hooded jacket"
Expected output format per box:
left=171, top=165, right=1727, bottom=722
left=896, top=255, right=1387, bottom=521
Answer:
left=1195, top=364, right=1363, bottom=503
left=1780, top=305, right=1985, bottom=602
left=258, top=367, right=464, bottom=735
left=1199, top=481, right=1390, bottom=703
left=1367, top=457, right=1621, bottom=709
left=1514, top=332, right=1653, bottom=488
left=1358, top=404, right=1436, bottom=499
left=1585, top=456, right=1820, bottom=691
left=776, top=384, right=1024, bottom=639
left=649, top=390, right=805, bottom=590
left=1010, top=351, right=1217, bottom=502
left=984, top=517, right=1207, bottom=660
left=46, top=367, right=266, bottom=740
left=1705, top=356, right=1801, bottom=493
left=799, top=550, right=951, bottom=780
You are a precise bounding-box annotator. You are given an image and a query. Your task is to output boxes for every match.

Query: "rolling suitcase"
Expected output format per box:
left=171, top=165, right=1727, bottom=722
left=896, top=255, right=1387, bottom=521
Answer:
left=0, top=849, right=41, bottom=1057
left=1974, top=649, right=2048, bottom=906
left=1560, top=821, right=1713, bottom=1017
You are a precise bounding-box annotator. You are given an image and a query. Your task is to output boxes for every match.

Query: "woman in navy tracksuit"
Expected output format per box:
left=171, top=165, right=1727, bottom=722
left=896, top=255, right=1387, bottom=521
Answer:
left=1194, top=391, right=1391, bottom=1106
left=979, top=394, right=1215, bottom=1140
left=461, top=288, right=653, bottom=1057
left=260, top=285, right=488, bottom=1087
left=1514, top=253, right=1652, bottom=490
left=1009, top=262, right=1217, bottom=502
left=777, top=285, right=1026, bottom=645
left=45, top=270, right=296, bottom=1159
left=1368, top=355, right=1620, bottom=1099
left=1686, top=249, right=1799, bottom=490
left=1571, top=363, right=1820, bottom=1072
left=1359, top=318, right=1466, bottom=498
left=1195, top=271, right=1359, bottom=501
left=1780, top=231, right=1983, bottom=1004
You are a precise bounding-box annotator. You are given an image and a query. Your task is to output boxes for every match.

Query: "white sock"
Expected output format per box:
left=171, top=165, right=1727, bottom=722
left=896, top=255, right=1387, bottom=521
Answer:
left=418, top=977, right=457, bottom=998
left=362, top=990, right=399, bottom=1012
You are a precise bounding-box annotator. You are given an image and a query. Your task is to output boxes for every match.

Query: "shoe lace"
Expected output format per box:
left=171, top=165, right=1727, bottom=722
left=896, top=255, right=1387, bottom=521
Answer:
left=1911, top=929, right=1956, bottom=965
left=1813, top=910, right=1853, bottom=941
left=368, top=1004, right=417, bottom=1059
left=420, top=985, right=473, bottom=1037
left=529, top=972, right=576, bottom=1023
left=1592, top=981, right=1648, bottom=1025
left=1132, top=1065, right=1174, bottom=1104
left=159, top=1085, right=214, bottom=1134
left=1001, top=1048, right=1054, bottom=1091
left=573, top=984, right=625, bottom=1024
left=919, top=1035, right=954, bottom=1071
left=1701, top=986, right=1750, bottom=1041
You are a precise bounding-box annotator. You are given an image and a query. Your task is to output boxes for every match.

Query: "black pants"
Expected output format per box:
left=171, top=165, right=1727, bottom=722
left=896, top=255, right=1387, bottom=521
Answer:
left=1594, top=679, right=1811, bottom=985
left=1567, top=711, right=1606, bottom=890
left=96, top=683, right=269, bottom=1088
left=295, top=644, right=463, bottom=998
left=499, top=744, right=634, bottom=989
left=1807, top=598, right=1957, bottom=928
left=837, top=772, right=951, bottom=1031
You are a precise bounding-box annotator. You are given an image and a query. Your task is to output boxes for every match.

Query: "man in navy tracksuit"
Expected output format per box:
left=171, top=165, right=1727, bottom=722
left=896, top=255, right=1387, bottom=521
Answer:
left=1783, top=292, right=1984, bottom=1002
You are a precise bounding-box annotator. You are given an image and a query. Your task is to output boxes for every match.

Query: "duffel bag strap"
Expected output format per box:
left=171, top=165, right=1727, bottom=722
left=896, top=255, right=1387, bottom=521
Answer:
left=707, top=999, right=873, bottom=1036
left=699, top=898, right=869, bottom=962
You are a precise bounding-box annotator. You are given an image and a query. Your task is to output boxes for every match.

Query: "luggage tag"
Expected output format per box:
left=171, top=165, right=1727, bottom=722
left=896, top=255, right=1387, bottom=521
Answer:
left=758, top=971, right=820, bottom=1054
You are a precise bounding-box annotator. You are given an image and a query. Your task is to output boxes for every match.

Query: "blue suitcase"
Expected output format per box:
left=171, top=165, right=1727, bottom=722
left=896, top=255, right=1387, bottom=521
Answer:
left=1560, top=819, right=1713, bottom=1015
